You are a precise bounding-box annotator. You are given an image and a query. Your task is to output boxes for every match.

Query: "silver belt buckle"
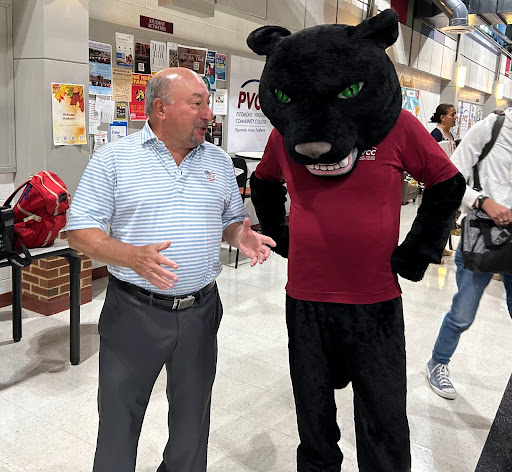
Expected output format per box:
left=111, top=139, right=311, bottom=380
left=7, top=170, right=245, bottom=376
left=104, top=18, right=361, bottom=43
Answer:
left=173, top=295, right=195, bottom=310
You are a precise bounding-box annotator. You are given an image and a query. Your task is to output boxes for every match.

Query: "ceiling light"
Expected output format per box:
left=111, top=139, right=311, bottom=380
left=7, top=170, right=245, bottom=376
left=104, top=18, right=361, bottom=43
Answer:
left=496, top=82, right=504, bottom=100
left=440, top=25, right=474, bottom=33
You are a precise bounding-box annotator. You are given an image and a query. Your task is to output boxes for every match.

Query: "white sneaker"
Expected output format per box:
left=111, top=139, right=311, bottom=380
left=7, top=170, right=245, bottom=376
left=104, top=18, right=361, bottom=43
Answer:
left=426, top=358, right=457, bottom=400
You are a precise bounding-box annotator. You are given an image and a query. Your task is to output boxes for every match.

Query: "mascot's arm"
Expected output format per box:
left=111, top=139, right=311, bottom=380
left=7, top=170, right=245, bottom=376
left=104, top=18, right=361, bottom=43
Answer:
left=249, top=173, right=289, bottom=258
left=391, top=172, right=465, bottom=281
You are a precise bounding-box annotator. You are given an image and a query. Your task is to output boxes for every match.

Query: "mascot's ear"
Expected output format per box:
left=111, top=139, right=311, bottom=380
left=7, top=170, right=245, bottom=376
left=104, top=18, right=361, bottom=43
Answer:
left=351, top=9, right=399, bottom=49
left=247, top=26, right=292, bottom=56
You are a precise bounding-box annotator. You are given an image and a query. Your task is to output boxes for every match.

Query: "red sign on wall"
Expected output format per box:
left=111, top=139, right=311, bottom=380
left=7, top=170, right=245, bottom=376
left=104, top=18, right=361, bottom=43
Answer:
left=140, top=16, right=173, bottom=34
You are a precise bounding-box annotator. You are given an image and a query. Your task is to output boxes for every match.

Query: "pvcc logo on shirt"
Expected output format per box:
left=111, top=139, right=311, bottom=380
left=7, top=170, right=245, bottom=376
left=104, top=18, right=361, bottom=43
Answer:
left=204, top=170, right=216, bottom=182
left=359, top=147, right=377, bottom=161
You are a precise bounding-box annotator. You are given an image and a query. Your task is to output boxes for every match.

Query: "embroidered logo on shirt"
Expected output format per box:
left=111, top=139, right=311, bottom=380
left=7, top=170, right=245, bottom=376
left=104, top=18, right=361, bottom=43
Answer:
left=204, top=170, right=216, bottom=182
left=359, top=147, right=377, bottom=161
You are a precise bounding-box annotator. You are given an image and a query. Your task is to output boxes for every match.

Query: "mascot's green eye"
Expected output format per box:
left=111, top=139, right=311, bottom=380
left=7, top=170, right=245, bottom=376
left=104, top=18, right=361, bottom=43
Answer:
left=274, top=89, right=291, bottom=103
left=338, top=82, right=364, bottom=99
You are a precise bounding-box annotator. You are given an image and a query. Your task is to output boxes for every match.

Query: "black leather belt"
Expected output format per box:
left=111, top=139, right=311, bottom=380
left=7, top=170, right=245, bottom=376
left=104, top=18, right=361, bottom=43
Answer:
left=114, top=277, right=216, bottom=310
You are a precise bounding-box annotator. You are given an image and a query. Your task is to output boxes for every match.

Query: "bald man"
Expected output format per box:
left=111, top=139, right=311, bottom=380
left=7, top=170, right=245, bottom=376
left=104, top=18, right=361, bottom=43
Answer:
left=68, top=68, right=275, bottom=472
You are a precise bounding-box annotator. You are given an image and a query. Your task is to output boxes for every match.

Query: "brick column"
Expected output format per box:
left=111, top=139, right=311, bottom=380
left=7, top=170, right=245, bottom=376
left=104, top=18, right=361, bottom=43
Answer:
left=21, top=254, right=92, bottom=315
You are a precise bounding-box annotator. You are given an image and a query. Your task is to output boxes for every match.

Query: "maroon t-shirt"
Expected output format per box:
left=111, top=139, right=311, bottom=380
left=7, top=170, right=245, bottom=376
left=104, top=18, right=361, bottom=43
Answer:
left=255, top=110, right=458, bottom=304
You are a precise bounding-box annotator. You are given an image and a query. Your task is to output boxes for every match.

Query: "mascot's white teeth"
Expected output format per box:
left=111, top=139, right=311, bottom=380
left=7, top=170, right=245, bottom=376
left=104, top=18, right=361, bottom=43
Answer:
left=306, top=148, right=358, bottom=176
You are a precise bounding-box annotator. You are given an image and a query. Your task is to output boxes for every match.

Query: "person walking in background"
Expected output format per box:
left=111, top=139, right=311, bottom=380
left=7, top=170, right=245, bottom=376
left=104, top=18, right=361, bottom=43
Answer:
left=67, top=68, right=275, bottom=472
left=426, top=108, right=512, bottom=400
left=430, top=103, right=457, bottom=143
left=431, top=103, right=458, bottom=257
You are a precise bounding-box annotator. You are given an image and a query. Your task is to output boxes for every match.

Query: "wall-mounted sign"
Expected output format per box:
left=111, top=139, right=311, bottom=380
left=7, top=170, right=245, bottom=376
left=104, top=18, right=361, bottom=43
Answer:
left=227, top=55, right=272, bottom=153
left=140, top=16, right=173, bottom=34
left=51, top=83, right=87, bottom=146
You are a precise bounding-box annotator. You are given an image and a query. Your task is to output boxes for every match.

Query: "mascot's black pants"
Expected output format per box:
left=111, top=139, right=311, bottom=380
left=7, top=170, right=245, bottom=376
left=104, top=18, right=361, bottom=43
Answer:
left=286, top=295, right=411, bottom=472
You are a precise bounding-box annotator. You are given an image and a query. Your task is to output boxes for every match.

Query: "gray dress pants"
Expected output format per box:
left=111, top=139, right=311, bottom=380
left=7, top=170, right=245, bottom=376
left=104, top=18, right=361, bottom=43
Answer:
left=93, top=276, right=223, bottom=472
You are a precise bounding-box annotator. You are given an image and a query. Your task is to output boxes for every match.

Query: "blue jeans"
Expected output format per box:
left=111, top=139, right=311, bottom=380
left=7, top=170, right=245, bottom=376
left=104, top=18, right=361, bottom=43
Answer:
left=432, top=241, right=512, bottom=364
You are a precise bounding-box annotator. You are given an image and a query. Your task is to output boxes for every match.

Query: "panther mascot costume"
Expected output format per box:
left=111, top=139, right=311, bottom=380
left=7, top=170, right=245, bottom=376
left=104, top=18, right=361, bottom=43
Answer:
left=247, top=9, right=465, bottom=472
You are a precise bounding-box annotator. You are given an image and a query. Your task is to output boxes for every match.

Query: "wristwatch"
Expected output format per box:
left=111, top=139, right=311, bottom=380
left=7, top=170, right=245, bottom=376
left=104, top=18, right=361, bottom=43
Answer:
left=476, top=195, right=489, bottom=210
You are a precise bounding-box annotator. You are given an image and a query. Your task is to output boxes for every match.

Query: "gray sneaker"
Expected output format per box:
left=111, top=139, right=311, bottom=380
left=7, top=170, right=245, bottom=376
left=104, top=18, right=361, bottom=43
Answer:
left=426, top=358, right=457, bottom=399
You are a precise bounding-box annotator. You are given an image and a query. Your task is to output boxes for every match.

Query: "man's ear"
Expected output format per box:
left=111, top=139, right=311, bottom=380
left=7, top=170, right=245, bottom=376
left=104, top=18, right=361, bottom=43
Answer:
left=350, top=9, right=399, bottom=49
left=247, top=26, right=292, bottom=56
left=152, top=98, right=166, bottom=118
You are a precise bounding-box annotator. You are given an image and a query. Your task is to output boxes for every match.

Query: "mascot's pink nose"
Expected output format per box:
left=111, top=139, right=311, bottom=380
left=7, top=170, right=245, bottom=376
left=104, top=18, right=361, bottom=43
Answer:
left=295, top=142, right=332, bottom=159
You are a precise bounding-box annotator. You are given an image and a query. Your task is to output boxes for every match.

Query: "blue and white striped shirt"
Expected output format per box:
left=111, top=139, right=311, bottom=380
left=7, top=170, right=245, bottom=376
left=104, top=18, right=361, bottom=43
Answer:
left=68, top=121, right=249, bottom=295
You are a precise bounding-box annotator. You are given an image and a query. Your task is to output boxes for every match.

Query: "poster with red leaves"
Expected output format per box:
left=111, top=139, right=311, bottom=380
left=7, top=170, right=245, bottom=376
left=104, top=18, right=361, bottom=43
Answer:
left=51, top=83, right=87, bottom=146
left=129, top=73, right=151, bottom=121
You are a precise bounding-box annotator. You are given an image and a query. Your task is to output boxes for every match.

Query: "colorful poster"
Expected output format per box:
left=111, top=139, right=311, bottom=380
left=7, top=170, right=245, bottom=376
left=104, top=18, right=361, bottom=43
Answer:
left=130, top=73, right=151, bottom=121
left=135, top=42, right=151, bottom=74
left=51, top=83, right=87, bottom=146
left=227, top=55, right=272, bottom=153
left=177, top=45, right=207, bottom=75
left=115, top=32, right=134, bottom=70
left=205, top=50, right=216, bottom=91
left=401, top=87, right=420, bottom=116
left=116, top=101, right=127, bottom=120
left=89, top=41, right=112, bottom=96
left=112, top=68, right=132, bottom=102
left=213, top=89, right=227, bottom=115
left=167, top=42, right=178, bottom=67
left=150, top=40, right=167, bottom=73
left=215, top=53, right=226, bottom=80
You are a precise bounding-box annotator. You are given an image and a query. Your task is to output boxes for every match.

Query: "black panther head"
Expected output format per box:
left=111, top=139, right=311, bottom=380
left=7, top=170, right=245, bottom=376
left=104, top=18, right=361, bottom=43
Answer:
left=247, top=9, right=402, bottom=177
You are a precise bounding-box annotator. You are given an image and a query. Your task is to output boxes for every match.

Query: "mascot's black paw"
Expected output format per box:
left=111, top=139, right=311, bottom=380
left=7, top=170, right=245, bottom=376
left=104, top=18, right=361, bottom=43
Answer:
left=391, top=245, right=432, bottom=282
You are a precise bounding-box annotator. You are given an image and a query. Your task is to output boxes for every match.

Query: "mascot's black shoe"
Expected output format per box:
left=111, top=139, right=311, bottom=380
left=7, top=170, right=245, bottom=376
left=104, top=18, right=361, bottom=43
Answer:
left=156, top=462, right=168, bottom=472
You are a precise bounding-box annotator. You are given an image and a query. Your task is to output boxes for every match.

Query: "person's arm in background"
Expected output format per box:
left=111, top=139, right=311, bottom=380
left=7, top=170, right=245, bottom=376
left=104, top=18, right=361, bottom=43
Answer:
left=451, top=113, right=512, bottom=225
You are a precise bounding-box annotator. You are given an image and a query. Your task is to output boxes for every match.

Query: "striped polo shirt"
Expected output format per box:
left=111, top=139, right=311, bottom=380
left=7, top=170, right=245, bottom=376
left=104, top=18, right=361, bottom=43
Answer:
left=68, top=121, right=249, bottom=295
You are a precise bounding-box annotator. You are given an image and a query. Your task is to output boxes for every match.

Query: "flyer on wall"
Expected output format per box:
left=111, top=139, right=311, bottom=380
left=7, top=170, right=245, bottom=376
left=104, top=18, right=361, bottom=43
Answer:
left=115, top=32, right=134, bottom=70
left=205, top=50, right=217, bottom=91
left=130, top=73, right=152, bottom=121
left=135, top=42, right=151, bottom=74
left=109, top=121, right=128, bottom=142
left=177, top=45, right=207, bottom=75
left=51, top=83, right=87, bottom=146
left=401, top=87, right=420, bottom=117
left=150, top=40, right=167, bottom=73
left=213, top=89, right=227, bottom=115
left=116, top=101, right=127, bottom=120
left=89, top=41, right=112, bottom=96
left=112, top=67, right=132, bottom=102
left=215, top=53, right=226, bottom=80
left=167, top=42, right=178, bottom=67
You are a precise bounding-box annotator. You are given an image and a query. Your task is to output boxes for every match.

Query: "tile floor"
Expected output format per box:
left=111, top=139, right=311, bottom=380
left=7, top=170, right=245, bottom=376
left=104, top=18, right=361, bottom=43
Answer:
left=1, top=201, right=512, bottom=472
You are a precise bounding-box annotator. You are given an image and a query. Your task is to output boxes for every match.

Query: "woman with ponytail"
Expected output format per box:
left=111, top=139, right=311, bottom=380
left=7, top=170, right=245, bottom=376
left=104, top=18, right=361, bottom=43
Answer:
left=430, top=104, right=457, bottom=142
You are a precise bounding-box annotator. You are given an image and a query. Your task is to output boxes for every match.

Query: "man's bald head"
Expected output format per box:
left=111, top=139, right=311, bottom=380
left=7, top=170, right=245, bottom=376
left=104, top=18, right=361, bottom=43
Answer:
left=145, top=68, right=206, bottom=116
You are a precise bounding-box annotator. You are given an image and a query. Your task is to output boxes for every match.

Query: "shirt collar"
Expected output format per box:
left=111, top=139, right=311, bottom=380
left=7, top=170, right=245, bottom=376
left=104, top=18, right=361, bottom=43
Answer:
left=140, top=120, right=157, bottom=145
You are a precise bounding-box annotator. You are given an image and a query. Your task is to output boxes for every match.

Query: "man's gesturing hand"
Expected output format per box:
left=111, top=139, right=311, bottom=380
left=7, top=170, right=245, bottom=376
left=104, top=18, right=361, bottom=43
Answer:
left=237, top=218, right=277, bottom=267
left=131, top=241, right=179, bottom=289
